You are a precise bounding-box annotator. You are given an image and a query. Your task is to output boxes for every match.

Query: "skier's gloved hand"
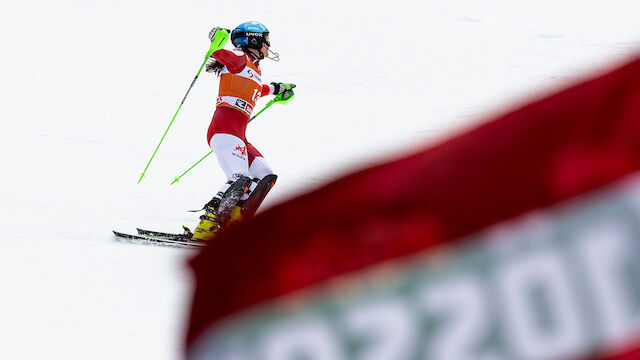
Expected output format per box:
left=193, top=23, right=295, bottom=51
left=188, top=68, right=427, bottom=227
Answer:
left=208, top=27, right=231, bottom=42
left=207, top=27, right=230, bottom=56
left=205, top=57, right=218, bottom=73
left=271, top=82, right=296, bottom=100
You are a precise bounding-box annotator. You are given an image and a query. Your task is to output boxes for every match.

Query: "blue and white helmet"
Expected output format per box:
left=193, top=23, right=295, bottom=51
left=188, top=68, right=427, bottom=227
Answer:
left=231, top=21, right=276, bottom=60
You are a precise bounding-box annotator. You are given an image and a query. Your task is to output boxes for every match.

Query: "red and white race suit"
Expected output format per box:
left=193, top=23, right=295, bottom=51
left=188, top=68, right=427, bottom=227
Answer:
left=207, top=49, right=275, bottom=194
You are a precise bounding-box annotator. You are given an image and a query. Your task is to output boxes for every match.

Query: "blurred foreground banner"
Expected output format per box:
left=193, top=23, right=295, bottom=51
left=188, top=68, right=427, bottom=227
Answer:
left=186, top=58, right=640, bottom=360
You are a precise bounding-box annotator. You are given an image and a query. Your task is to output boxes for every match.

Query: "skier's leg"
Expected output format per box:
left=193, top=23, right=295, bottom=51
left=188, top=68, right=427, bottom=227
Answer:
left=241, top=172, right=277, bottom=218
left=248, top=150, right=274, bottom=179
left=240, top=144, right=277, bottom=218
left=209, top=133, right=253, bottom=220
left=193, top=133, right=251, bottom=240
left=211, top=133, right=251, bottom=180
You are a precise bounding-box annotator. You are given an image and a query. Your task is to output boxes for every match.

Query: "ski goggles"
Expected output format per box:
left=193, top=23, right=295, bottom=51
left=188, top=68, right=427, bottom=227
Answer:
left=235, top=31, right=270, bottom=46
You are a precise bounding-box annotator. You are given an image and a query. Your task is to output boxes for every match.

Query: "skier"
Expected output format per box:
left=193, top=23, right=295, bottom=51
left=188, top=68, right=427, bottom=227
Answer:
left=192, top=21, right=295, bottom=241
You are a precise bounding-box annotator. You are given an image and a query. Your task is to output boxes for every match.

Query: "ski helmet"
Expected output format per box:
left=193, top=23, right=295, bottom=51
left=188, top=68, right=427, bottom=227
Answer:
left=231, top=21, right=270, bottom=57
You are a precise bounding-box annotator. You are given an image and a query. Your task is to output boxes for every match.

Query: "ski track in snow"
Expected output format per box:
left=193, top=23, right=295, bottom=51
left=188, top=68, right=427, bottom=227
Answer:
left=0, top=0, right=638, bottom=359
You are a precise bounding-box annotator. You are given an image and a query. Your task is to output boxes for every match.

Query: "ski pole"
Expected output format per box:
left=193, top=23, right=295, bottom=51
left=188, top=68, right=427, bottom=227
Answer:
left=138, top=29, right=230, bottom=183
left=170, top=88, right=293, bottom=184
left=248, top=83, right=295, bottom=120
left=171, top=150, right=214, bottom=184
left=249, top=98, right=277, bottom=121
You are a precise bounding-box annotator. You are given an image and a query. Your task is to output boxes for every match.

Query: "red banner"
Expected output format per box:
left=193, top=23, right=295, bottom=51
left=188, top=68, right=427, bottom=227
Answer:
left=186, top=57, right=640, bottom=360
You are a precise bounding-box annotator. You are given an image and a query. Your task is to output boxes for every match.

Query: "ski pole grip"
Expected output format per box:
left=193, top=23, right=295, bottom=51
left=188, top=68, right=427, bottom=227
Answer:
left=274, top=83, right=296, bottom=104
left=208, top=29, right=229, bottom=55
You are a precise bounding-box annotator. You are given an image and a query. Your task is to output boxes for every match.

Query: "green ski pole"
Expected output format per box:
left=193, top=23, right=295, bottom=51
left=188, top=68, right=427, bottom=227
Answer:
left=249, top=99, right=276, bottom=121
left=138, top=29, right=230, bottom=183
left=170, top=84, right=295, bottom=184
left=171, top=150, right=214, bottom=184
left=249, top=83, right=296, bottom=120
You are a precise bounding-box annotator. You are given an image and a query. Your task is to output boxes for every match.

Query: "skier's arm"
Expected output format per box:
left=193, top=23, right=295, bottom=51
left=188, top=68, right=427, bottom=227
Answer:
left=261, top=84, right=275, bottom=97
left=261, top=82, right=296, bottom=98
left=211, top=49, right=246, bottom=74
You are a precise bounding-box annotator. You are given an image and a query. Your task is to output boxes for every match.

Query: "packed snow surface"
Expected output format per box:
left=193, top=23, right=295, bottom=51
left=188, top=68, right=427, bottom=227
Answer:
left=1, top=0, right=638, bottom=358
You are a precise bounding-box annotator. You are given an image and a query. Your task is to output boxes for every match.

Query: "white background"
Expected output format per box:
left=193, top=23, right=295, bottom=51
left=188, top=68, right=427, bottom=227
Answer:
left=0, top=0, right=637, bottom=358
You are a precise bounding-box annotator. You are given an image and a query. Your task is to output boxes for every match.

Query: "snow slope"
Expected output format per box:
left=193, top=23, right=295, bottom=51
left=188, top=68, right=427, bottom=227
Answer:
left=0, top=1, right=637, bottom=359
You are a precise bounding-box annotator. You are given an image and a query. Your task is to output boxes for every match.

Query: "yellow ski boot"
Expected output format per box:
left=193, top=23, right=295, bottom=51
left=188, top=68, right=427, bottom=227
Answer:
left=225, top=205, right=244, bottom=227
left=192, top=206, right=221, bottom=241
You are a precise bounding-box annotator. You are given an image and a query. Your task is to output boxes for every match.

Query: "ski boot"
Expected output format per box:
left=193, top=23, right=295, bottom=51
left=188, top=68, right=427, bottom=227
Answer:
left=192, top=205, right=221, bottom=241
left=226, top=205, right=244, bottom=227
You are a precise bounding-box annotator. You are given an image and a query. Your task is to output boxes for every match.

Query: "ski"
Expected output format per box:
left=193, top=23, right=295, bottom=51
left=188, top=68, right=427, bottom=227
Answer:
left=136, top=226, right=194, bottom=240
left=112, top=230, right=206, bottom=249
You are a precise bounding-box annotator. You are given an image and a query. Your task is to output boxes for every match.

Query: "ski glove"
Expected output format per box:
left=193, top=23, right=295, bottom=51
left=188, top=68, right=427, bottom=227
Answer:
left=208, top=27, right=230, bottom=42
left=271, top=82, right=296, bottom=100
left=208, top=27, right=230, bottom=54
